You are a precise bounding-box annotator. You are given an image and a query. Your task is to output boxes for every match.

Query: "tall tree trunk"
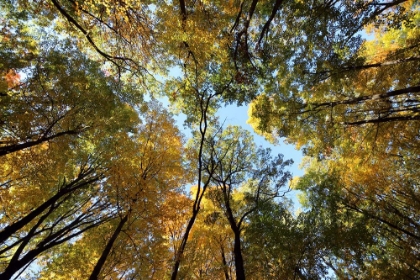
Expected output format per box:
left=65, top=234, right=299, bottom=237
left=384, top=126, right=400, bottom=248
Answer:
left=89, top=214, right=128, bottom=280
left=170, top=208, right=199, bottom=280
left=0, top=245, right=42, bottom=279
left=0, top=129, right=84, bottom=157
left=223, top=188, right=246, bottom=280
left=0, top=212, right=106, bottom=280
left=221, top=244, right=230, bottom=280
left=232, top=230, right=246, bottom=280
left=0, top=208, right=53, bottom=280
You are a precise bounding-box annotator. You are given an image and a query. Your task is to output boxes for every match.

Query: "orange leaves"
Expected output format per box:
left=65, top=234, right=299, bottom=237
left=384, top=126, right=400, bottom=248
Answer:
left=0, top=69, right=21, bottom=92
left=4, top=69, right=20, bottom=88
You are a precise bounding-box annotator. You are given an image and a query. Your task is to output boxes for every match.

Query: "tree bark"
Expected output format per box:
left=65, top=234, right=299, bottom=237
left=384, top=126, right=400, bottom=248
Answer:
left=89, top=214, right=129, bottom=280
left=0, top=129, right=81, bottom=157
left=171, top=208, right=200, bottom=280
left=311, top=85, right=420, bottom=109
left=170, top=94, right=216, bottom=280
left=232, top=231, right=246, bottom=280
left=0, top=210, right=106, bottom=279
left=221, top=245, right=230, bottom=280
left=224, top=190, right=246, bottom=280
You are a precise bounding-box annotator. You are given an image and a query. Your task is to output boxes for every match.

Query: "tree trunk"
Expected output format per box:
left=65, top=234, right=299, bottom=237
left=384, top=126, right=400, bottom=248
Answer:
left=233, top=231, right=246, bottom=280
left=0, top=176, right=97, bottom=244
left=223, top=188, right=246, bottom=280
left=170, top=208, right=199, bottom=280
left=221, top=245, right=230, bottom=280
left=0, top=129, right=82, bottom=157
left=89, top=214, right=129, bottom=280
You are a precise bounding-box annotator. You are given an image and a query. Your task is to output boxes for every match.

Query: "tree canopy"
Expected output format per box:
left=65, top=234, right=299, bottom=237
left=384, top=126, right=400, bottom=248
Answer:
left=1, top=0, right=419, bottom=279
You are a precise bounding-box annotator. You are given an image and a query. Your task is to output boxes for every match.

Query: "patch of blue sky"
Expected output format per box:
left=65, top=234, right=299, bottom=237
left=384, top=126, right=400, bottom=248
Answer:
left=153, top=65, right=304, bottom=209
left=216, top=103, right=304, bottom=210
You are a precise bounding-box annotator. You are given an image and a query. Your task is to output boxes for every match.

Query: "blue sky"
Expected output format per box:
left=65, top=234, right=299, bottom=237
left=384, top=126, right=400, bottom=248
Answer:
left=167, top=99, right=304, bottom=209
left=167, top=100, right=304, bottom=177
left=217, top=104, right=304, bottom=208
left=166, top=67, right=304, bottom=177
left=217, top=104, right=303, bottom=176
left=160, top=67, right=304, bottom=207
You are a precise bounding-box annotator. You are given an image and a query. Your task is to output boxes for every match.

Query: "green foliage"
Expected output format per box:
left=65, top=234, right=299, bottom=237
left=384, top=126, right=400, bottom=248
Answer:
left=1, top=0, right=419, bottom=279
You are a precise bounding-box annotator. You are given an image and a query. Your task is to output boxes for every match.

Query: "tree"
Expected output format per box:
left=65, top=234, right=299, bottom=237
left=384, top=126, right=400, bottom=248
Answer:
left=0, top=11, right=140, bottom=158
left=32, top=100, right=189, bottom=280
left=246, top=4, right=420, bottom=276
left=248, top=0, right=419, bottom=158
left=9, top=0, right=157, bottom=78
left=0, top=143, right=110, bottom=278
left=2, top=0, right=419, bottom=278
left=88, top=100, right=188, bottom=280
left=203, top=125, right=292, bottom=279
left=245, top=200, right=330, bottom=279
left=173, top=189, right=234, bottom=280
left=294, top=157, right=420, bottom=278
left=0, top=8, right=141, bottom=278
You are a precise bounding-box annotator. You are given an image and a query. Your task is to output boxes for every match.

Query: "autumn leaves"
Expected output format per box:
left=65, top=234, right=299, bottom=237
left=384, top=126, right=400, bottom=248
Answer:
left=1, top=0, right=420, bottom=279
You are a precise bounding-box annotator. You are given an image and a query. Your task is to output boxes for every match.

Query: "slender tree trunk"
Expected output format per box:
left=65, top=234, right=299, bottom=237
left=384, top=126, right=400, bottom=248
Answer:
left=0, top=245, right=41, bottom=279
left=313, top=85, right=420, bottom=109
left=0, top=208, right=53, bottom=280
left=89, top=214, right=128, bottom=280
left=0, top=176, right=97, bottom=244
left=221, top=244, right=230, bottom=280
left=223, top=188, right=246, bottom=280
left=0, top=215, right=104, bottom=279
left=170, top=93, right=216, bottom=280
left=232, top=230, right=246, bottom=280
left=170, top=208, right=199, bottom=280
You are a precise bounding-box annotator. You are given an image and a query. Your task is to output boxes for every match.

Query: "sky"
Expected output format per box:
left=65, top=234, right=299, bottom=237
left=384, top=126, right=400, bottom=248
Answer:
left=217, top=104, right=305, bottom=208
left=164, top=97, right=304, bottom=177
left=166, top=67, right=304, bottom=175
left=217, top=104, right=304, bottom=176
left=159, top=67, right=305, bottom=208
left=166, top=99, right=305, bottom=209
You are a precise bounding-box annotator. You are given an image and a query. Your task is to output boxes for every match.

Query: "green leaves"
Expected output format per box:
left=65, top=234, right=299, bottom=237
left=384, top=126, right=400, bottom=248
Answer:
left=1, top=0, right=419, bottom=279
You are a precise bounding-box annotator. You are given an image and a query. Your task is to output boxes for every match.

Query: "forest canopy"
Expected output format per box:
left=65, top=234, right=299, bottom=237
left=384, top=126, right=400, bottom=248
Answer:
left=1, top=0, right=419, bottom=279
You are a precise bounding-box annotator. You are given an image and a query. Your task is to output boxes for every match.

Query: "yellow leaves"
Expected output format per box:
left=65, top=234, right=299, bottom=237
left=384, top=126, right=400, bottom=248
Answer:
left=247, top=96, right=278, bottom=144
left=161, top=191, right=192, bottom=233
left=362, top=2, right=419, bottom=65
left=102, top=100, right=189, bottom=223
left=155, top=0, right=234, bottom=70
left=38, top=229, right=103, bottom=280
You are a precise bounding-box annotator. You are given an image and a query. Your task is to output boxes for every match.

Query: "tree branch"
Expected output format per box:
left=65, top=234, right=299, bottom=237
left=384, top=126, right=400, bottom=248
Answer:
left=257, top=0, right=285, bottom=46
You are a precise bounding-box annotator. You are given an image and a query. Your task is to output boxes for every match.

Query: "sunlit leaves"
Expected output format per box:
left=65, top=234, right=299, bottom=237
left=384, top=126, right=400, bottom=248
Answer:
left=1, top=0, right=419, bottom=279
left=249, top=2, right=419, bottom=159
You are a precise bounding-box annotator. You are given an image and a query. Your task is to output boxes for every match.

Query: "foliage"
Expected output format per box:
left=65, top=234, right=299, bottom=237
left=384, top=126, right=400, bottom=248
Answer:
left=1, top=0, right=419, bottom=279
left=248, top=0, right=419, bottom=157
left=203, top=125, right=292, bottom=279
left=294, top=161, right=420, bottom=278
